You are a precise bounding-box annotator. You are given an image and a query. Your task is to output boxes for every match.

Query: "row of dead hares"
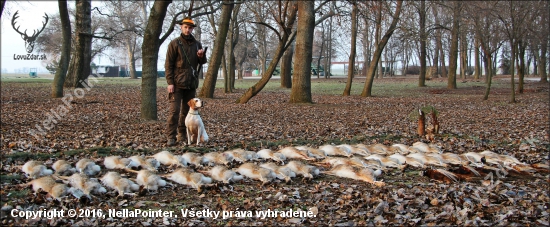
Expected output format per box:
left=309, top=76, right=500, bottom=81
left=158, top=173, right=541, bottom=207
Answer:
left=19, top=142, right=548, bottom=200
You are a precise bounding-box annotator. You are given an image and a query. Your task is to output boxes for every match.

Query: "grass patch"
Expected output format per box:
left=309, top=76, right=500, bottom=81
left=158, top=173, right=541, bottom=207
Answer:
left=6, top=189, right=30, bottom=199
left=5, top=152, right=59, bottom=161
left=0, top=174, right=22, bottom=183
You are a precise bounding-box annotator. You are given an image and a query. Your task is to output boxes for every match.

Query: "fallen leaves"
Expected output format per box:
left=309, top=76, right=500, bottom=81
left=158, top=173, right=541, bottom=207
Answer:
left=1, top=79, right=549, bottom=226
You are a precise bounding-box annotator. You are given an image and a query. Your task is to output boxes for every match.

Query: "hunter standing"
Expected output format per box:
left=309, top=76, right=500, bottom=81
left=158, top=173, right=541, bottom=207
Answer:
left=165, top=17, right=207, bottom=146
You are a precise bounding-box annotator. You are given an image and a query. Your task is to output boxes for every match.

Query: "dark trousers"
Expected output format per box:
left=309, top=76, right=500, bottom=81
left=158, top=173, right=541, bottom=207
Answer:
left=167, top=87, right=196, bottom=140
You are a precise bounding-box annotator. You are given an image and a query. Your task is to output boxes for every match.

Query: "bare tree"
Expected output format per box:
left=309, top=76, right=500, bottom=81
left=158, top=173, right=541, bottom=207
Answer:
left=418, top=0, right=427, bottom=86
left=289, top=1, right=315, bottom=103
left=466, top=1, right=503, bottom=100
left=236, top=1, right=298, bottom=103
left=495, top=1, right=532, bottom=103
left=199, top=0, right=234, bottom=98
left=280, top=39, right=294, bottom=88
left=529, top=1, right=548, bottom=83
left=140, top=0, right=172, bottom=120
left=224, top=2, right=242, bottom=93
left=51, top=0, right=71, bottom=98
left=105, top=1, right=145, bottom=79
left=64, top=0, right=93, bottom=88
left=361, top=0, right=403, bottom=97
left=343, top=1, right=357, bottom=96
left=446, top=1, right=461, bottom=89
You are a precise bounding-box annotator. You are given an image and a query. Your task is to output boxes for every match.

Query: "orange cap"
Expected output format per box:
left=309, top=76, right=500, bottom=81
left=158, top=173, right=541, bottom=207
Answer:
left=178, top=17, right=196, bottom=27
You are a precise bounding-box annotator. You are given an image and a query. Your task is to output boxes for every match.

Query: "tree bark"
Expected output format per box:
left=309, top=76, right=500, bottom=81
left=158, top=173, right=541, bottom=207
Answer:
left=538, top=38, right=548, bottom=82
left=375, top=2, right=382, bottom=79
left=140, top=0, right=172, bottom=120
left=127, top=39, right=138, bottom=79
left=52, top=0, right=71, bottom=98
left=447, top=1, right=460, bottom=89
left=199, top=0, right=234, bottom=98
left=460, top=27, right=468, bottom=79
left=227, top=3, right=240, bottom=92
left=64, top=0, right=92, bottom=88
left=0, top=1, right=5, bottom=18
left=418, top=0, right=427, bottom=87
left=289, top=1, right=315, bottom=103
left=325, top=13, right=333, bottom=79
left=361, top=1, right=403, bottom=97
left=482, top=47, right=493, bottom=100
left=473, top=37, right=481, bottom=80
left=280, top=41, right=294, bottom=88
left=517, top=40, right=526, bottom=93
left=509, top=40, right=516, bottom=103
left=343, top=2, right=357, bottom=96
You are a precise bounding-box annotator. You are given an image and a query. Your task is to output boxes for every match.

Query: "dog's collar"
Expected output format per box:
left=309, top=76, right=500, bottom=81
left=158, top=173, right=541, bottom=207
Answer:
left=188, top=112, right=200, bottom=115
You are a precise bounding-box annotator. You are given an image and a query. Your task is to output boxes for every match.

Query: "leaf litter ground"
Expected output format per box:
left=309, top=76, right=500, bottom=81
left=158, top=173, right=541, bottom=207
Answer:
left=1, top=77, right=549, bottom=226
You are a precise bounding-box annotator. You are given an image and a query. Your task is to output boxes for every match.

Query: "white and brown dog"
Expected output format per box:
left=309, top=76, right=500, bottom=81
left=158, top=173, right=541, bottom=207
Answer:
left=185, top=98, right=209, bottom=145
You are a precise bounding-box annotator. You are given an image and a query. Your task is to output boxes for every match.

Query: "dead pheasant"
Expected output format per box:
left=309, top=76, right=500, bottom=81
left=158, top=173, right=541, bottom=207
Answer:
left=22, top=160, right=53, bottom=179
left=163, top=168, right=213, bottom=192
left=52, top=160, right=76, bottom=176
left=260, top=162, right=296, bottom=183
left=100, top=172, right=140, bottom=197
left=323, top=164, right=384, bottom=187
left=278, top=147, right=316, bottom=161
left=257, top=149, right=286, bottom=164
left=75, top=158, right=102, bottom=176
left=235, top=163, right=276, bottom=185
left=198, top=165, right=244, bottom=184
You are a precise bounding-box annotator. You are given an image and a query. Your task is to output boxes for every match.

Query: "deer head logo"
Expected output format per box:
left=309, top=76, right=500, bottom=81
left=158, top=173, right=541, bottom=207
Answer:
left=11, top=11, right=49, bottom=53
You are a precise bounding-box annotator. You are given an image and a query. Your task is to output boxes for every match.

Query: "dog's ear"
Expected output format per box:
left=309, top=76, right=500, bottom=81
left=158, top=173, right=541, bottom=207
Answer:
left=187, top=99, right=195, bottom=109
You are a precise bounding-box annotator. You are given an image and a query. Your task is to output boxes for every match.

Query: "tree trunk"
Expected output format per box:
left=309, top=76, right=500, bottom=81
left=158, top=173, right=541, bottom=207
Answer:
left=326, top=9, right=334, bottom=79
left=538, top=38, right=548, bottom=82
left=280, top=41, right=294, bottom=88
left=316, top=25, right=325, bottom=80
left=225, top=3, right=240, bottom=92
left=199, top=0, right=234, bottom=98
left=473, top=37, right=481, bottom=80
left=482, top=48, right=493, bottom=100
left=64, top=0, right=92, bottom=88
left=375, top=2, right=382, bottom=79
left=52, top=0, right=71, bottom=98
left=140, top=0, right=172, bottom=120
left=127, top=40, right=138, bottom=79
left=222, top=53, right=230, bottom=93
left=517, top=40, right=526, bottom=94
left=460, top=28, right=468, bottom=79
left=343, top=2, right=357, bottom=96
left=418, top=0, right=427, bottom=87
left=447, top=1, right=460, bottom=89
left=289, top=1, right=315, bottom=103
left=509, top=39, right=516, bottom=103
left=361, top=1, right=402, bottom=97
left=362, top=16, right=370, bottom=78
left=0, top=1, right=5, bottom=17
